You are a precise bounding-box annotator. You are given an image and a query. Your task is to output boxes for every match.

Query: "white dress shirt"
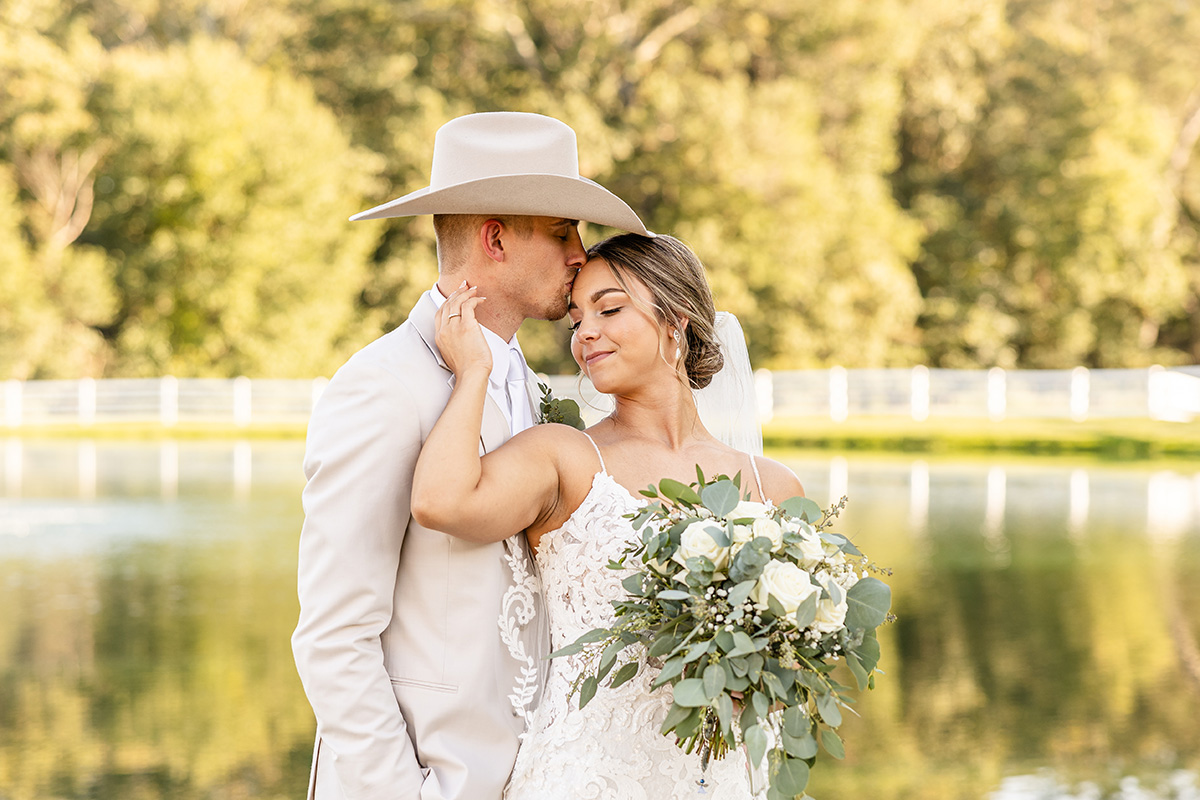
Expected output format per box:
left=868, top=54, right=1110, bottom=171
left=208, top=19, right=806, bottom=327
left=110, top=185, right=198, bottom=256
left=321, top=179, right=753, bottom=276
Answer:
left=430, top=284, right=535, bottom=435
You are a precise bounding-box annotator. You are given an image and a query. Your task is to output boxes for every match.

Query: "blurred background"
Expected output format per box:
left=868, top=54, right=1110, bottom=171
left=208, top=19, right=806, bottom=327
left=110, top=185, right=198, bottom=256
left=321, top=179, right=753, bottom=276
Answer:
left=3, top=0, right=1200, bottom=377
left=2, top=1, right=1199, bottom=799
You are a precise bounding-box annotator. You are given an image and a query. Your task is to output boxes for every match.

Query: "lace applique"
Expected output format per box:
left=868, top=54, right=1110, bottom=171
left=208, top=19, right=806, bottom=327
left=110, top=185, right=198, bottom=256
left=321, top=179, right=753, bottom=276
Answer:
left=499, top=536, right=541, bottom=733
left=504, top=472, right=762, bottom=800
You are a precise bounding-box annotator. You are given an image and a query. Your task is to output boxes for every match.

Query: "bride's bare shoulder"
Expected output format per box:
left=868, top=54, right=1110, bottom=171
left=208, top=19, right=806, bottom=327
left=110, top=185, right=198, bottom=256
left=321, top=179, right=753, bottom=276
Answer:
left=512, top=422, right=602, bottom=470
left=753, top=456, right=805, bottom=503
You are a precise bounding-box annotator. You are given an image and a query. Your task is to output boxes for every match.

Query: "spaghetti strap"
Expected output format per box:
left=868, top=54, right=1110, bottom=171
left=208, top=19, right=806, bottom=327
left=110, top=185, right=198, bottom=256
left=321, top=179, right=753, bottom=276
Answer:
left=581, top=432, right=607, bottom=474
left=748, top=454, right=765, bottom=501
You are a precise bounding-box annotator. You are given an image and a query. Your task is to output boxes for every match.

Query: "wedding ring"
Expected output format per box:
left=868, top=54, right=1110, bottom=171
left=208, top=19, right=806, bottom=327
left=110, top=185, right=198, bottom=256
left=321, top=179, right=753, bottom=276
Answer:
left=447, top=313, right=462, bottom=319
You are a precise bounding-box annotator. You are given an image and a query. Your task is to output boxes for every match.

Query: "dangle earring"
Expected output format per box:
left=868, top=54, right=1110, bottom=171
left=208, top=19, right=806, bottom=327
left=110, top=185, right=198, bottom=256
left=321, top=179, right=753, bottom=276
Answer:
left=672, top=329, right=682, bottom=361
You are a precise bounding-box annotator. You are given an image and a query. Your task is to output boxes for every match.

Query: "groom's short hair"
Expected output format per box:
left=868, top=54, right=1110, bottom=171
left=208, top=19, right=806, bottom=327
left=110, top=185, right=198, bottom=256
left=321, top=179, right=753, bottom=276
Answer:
left=434, top=213, right=535, bottom=273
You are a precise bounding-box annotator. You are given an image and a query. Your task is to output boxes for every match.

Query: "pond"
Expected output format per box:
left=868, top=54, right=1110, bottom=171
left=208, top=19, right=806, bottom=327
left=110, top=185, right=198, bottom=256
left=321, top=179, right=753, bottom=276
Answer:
left=1, top=438, right=1198, bottom=800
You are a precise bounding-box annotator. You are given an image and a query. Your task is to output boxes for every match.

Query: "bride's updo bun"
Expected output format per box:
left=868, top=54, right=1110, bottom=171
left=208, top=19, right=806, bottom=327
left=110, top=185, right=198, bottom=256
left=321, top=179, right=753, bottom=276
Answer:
left=584, top=233, right=723, bottom=390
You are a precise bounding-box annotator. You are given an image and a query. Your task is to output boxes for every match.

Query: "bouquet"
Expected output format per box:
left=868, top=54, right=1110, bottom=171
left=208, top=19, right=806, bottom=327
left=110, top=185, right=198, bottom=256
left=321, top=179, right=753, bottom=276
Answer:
left=548, top=467, right=893, bottom=800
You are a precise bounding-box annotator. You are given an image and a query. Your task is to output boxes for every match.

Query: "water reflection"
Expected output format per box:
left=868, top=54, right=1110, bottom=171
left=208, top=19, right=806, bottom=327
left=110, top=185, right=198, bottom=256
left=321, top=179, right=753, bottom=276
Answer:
left=0, top=439, right=1198, bottom=800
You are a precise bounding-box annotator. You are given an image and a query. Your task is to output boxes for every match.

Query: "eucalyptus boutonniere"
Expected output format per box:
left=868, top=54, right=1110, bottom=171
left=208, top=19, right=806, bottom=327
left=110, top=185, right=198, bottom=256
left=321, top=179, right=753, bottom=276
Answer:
left=537, top=382, right=586, bottom=430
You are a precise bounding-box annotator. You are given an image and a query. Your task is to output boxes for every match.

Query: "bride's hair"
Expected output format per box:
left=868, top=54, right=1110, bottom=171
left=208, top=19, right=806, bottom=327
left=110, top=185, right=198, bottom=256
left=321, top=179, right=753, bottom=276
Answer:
left=585, top=233, right=724, bottom=390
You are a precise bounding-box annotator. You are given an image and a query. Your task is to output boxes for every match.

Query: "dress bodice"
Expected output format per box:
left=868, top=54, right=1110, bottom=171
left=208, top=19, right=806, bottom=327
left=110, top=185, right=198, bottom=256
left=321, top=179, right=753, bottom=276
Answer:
left=505, top=470, right=757, bottom=800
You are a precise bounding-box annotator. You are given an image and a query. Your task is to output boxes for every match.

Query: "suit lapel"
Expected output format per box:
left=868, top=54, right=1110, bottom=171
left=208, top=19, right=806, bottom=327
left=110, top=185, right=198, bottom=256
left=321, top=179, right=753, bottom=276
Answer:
left=479, top=394, right=510, bottom=454
left=409, top=292, right=451, bottom=372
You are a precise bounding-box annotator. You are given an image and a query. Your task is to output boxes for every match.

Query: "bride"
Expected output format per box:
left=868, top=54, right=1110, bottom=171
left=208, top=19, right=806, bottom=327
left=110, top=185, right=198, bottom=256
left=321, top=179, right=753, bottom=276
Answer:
left=411, top=233, right=804, bottom=799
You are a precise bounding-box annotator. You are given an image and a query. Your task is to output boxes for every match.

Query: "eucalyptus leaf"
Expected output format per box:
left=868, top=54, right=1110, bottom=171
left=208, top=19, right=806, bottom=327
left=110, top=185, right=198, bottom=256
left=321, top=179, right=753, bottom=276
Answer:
left=823, top=532, right=862, bottom=556
left=782, top=705, right=808, bottom=736
left=821, top=728, right=846, bottom=759
left=702, top=522, right=731, bottom=548
left=727, top=579, right=757, bottom=608
left=656, top=589, right=692, bottom=601
left=845, top=577, right=892, bottom=630
left=744, top=724, right=768, bottom=767
left=701, top=480, right=740, bottom=517
left=728, top=631, right=758, bottom=657
left=856, top=628, right=881, bottom=674
left=675, top=706, right=704, bottom=739
left=703, top=664, right=727, bottom=699
left=746, top=653, right=765, bottom=682
left=740, top=698, right=760, bottom=735
left=546, top=642, right=584, bottom=659
left=815, top=692, right=842, bottom=726
left=671, top=678, right=709, bottom=707
left=658, top=478, right=689, bottom=503
left=794, top=593, right=818, bottom=629
left=597, top=640, right=624, bottom=681
left=652, top=656, right=685, bottom=688
left=609, top=661, right=639, bottom=689
left=714, top=630, right=736, bottom=653
left=846, top=650, right=869, bottom=691
left=659, top=702, right=694, bottom=735
left=648, top=634, right=680, bottom=658
left=574, top=628, right=612, bottom=645
left=751, top=691, right=769, bottom=718
left=782, top=729, right=819, bottom=759
left=682, top=640, right=713, bottom=664
left=579, top=675, right=598, bottom=708
left=715, top=692, right=734, bottom=739
left=779, top=496, right=822, bottom=523
left=772, top=756, right=810, bottom=796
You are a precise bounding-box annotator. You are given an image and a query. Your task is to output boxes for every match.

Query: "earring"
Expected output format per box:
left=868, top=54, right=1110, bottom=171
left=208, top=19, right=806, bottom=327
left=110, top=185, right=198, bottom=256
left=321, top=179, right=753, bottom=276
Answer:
left=673, top=330, right=681, bottom=342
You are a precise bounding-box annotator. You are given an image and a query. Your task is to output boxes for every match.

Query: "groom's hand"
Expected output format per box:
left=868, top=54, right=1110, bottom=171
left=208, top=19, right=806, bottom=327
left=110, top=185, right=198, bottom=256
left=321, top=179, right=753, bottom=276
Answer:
left=436, top=281, right=492, bottom=379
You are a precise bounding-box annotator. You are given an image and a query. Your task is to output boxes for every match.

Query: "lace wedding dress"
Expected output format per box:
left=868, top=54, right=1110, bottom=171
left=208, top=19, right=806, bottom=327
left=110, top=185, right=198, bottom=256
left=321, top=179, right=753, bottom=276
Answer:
left=505, top=439, right=760, bottom=800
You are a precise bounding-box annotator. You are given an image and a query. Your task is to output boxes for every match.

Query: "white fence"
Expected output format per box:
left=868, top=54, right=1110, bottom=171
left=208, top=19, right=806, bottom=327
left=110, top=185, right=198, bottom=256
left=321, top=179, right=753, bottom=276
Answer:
left=2, top=366, right=1200, bottom=429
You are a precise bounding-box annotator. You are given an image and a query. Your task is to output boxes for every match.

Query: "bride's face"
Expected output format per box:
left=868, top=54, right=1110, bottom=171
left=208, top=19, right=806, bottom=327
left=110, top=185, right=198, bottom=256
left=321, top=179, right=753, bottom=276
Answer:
left=567, top=258, right=677, bottom=393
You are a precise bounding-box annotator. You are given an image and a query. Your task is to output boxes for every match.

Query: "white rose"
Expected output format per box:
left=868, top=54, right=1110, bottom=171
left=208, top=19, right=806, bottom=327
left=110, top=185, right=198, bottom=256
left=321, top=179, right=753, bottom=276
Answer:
left=751, top=517, right=784, bottom=551
left=753, top=560, right=818, bottom=615
left=795, top=531, right=826, bottom=569
left=673, top=521, right=731, bottom=571
left=813, top=596, right=848, bottom=634
left=731, top=524, right=755, bottom=553
left=730, top=499, right=771, bottom=520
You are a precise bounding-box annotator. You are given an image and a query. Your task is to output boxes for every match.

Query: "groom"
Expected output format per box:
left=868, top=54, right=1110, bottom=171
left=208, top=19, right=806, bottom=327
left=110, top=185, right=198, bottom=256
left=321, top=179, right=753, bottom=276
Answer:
left=292, top=112, right=652, bottom=800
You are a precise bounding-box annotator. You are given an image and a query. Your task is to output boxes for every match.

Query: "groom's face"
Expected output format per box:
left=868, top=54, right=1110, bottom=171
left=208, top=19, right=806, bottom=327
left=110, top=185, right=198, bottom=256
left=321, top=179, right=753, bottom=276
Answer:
left=504, top=217, right=587, bottom=322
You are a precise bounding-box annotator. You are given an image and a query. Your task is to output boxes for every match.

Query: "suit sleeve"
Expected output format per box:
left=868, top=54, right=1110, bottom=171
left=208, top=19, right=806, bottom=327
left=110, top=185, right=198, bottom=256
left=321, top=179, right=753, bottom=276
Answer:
left=292, top=360, right=427, bottom=800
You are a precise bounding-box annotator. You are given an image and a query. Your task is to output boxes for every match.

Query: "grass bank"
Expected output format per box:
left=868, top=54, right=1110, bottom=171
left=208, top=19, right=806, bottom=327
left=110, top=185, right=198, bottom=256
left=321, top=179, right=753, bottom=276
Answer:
left=763, top=416, right=1200, bottom=460
left=7, top=416, right=1200, bottom=460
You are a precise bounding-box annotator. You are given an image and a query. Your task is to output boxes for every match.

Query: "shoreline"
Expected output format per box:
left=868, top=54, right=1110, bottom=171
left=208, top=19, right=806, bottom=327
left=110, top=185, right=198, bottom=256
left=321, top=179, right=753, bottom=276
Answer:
left=4, top=416, right=1199, bottom=463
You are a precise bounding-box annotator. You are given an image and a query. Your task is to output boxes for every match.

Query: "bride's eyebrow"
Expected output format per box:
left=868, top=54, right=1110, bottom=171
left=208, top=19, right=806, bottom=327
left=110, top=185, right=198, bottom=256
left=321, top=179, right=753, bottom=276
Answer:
left=568, top=287, right=627, bottom=312
left=588, top=288, right=626, bottom=303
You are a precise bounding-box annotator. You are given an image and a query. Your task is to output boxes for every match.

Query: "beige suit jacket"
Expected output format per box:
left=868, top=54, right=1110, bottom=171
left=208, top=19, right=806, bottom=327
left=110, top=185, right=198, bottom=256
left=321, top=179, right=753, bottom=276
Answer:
left=292, top=291, right=549, bottom=800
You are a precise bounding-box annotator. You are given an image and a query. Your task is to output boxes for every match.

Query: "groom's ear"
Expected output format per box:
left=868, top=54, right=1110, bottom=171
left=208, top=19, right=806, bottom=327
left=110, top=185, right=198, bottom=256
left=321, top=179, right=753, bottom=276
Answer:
left=479, top=218, right=507, bottom=263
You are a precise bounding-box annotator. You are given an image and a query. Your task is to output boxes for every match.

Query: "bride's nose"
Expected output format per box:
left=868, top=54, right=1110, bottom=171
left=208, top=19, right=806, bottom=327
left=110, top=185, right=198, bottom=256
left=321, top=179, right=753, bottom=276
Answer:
left=573, top=317, right=599, bottom=341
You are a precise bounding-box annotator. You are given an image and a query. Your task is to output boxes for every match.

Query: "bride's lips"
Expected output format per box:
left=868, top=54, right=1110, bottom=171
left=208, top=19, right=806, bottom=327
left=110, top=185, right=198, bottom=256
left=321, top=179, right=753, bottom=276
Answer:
left=584, top=350, right=613, bottom=367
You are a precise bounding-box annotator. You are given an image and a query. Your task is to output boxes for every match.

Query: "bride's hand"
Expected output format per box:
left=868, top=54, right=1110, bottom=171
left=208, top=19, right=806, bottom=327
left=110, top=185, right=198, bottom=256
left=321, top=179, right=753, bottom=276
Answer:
left=436, top=282, right=491, bottom=379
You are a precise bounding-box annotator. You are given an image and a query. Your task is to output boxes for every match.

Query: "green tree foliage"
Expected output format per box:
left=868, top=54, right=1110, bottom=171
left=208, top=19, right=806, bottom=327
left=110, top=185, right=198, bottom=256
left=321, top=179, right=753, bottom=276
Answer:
left=81, top=37, right=381, bottom=376
left=1, top=0, right=1198, bottom=376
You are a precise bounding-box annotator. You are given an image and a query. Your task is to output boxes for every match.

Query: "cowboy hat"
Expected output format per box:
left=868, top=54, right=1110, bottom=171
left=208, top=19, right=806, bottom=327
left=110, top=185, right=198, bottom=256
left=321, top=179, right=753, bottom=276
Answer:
left=350, top=112, right=654, bottom=236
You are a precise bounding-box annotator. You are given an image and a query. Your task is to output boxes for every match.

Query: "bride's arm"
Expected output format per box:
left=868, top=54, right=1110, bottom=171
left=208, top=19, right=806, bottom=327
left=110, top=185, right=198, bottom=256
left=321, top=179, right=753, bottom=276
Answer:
left=410, top=284, right=562, bottom=543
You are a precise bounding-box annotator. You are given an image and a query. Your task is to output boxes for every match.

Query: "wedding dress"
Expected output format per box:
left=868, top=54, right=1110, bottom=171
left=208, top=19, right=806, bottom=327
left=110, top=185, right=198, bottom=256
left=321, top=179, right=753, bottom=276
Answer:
left=504, top=436, right=761, bottom=800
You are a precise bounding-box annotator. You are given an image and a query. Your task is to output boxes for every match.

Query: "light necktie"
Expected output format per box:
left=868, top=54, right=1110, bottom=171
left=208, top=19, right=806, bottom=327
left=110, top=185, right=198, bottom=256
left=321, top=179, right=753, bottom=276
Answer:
left=506, top=348, right=533, bottom=434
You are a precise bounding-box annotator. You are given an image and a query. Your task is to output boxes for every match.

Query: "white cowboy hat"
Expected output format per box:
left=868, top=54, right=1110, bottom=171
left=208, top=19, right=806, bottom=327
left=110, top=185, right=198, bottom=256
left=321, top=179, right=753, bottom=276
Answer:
left=350, top=112, right=654, bottom=236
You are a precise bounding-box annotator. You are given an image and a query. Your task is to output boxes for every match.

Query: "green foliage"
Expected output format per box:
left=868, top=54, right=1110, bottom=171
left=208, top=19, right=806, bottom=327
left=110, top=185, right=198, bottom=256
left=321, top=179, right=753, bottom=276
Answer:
left=2, top=0, right=1199, bottom=378
left=556, top=469, right=893, bottom=798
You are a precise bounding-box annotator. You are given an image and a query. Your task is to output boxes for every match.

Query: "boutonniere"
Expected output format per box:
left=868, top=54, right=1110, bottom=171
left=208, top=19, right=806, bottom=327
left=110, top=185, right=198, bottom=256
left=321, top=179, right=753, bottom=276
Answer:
left=537, top=382, right=586, bottom=430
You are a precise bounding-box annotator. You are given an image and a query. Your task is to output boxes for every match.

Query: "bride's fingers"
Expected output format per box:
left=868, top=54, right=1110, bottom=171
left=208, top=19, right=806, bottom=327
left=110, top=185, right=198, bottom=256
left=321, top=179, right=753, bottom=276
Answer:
left=458, top=295, right=485, bottom=325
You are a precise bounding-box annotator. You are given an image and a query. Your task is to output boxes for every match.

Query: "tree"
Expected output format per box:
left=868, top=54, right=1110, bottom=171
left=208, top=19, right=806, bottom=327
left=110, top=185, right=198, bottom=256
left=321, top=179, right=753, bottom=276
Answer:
left=82, top=36, right=381, bottom=377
